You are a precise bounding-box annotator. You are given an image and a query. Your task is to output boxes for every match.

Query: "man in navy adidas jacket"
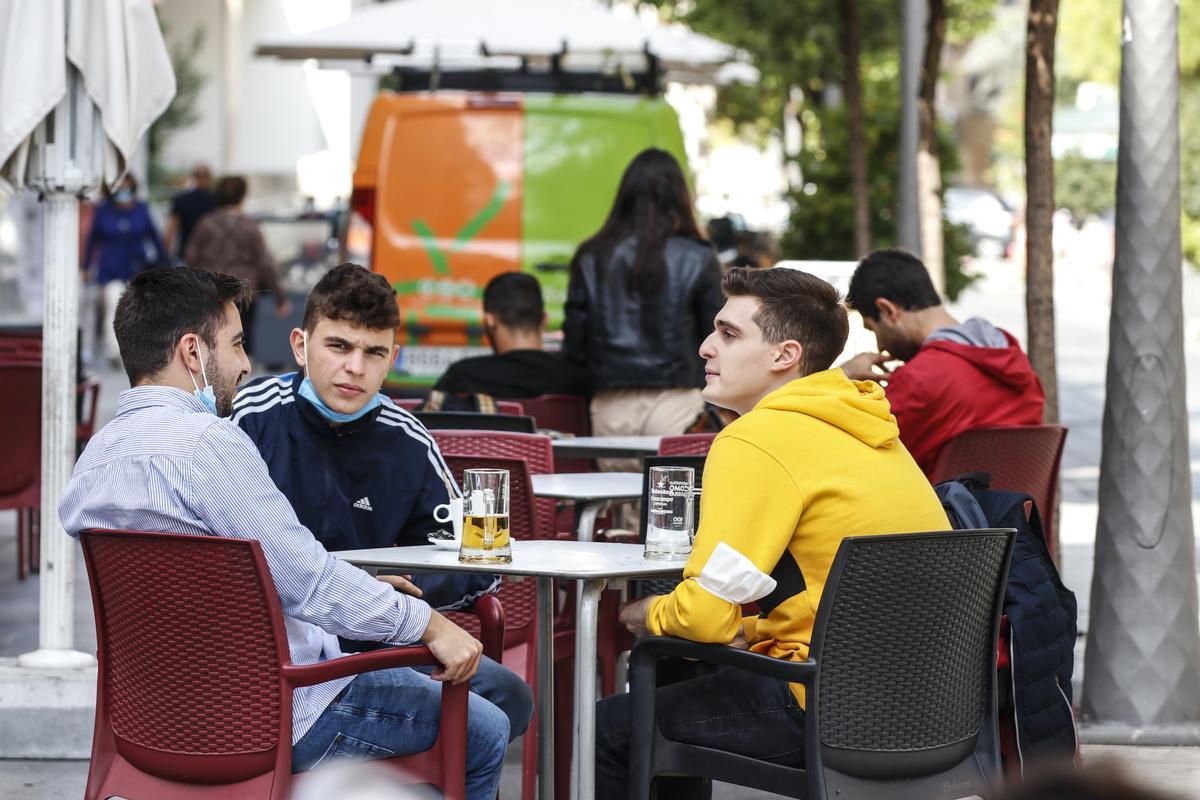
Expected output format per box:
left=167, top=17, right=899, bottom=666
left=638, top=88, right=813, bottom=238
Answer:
left=234, top=263, right=531, bottom=740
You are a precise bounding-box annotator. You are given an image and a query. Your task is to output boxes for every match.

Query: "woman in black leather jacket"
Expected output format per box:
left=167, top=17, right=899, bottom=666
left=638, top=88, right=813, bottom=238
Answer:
left=564, top=149, right=723, bottom=451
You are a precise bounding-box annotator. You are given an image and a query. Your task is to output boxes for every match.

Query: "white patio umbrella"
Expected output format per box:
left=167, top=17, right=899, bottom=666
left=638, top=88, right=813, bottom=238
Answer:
left=254, top=0, right=756, bottom=85
left=0, top=0, right=174, bottom=668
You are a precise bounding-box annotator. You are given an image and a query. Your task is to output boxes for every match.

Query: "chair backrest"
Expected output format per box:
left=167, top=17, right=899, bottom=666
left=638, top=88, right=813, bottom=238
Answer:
left=80, top=529, right=291, bottom=783
left=432, top=430, right=556, bottom=538
left=809, top=529, right=1014, bottom=783
left=511, top=394, right=590, bottom=436
left=392, top=397, right=423, bottom=412
left=929, top=425, right=1067, bottom=552
left=441, top=455, right=541, bottom=643
left=658, top=432, right=717, bottom=457
left=417, top=411, right=537, bottom=433
left=0, top=362, right=41, bottom=506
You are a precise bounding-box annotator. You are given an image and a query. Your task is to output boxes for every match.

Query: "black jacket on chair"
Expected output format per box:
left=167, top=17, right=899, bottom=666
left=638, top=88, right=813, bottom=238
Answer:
left=563, top=235, right=723, bottom=391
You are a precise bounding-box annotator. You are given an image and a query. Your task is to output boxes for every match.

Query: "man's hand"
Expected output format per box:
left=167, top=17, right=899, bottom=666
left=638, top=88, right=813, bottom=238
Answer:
left=420, top=610, right=483, bottom=684
left=839, top=351, right=895, bottom=382
left=376, top=574, right=422, bottom=598
left=618, top=596, right=659, bottom=638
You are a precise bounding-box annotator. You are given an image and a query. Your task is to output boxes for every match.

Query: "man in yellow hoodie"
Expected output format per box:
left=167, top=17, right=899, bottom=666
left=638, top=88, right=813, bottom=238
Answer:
left=595, top=267, right=951, bottom=798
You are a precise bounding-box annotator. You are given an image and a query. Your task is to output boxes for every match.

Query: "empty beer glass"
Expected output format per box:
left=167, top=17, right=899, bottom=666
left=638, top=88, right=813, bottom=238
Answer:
left=644, top=465, right=695, bottom=560
left=459, top=468, right=512, bottom=564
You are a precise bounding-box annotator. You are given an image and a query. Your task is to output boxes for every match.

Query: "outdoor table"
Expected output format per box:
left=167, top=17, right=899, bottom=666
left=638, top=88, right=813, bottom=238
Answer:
left=531, top=471, right=643, bottom=542
left=550, top=435, right=662, bottom=460
left=335, top=540, right=685, bottom=800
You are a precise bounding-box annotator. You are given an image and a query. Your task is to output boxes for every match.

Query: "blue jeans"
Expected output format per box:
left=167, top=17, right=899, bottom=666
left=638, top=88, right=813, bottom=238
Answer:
left=595, top=661, right=806, bottom=800
left=292, top=663, right=511, bottom=800
left=414, top=655, right=533, bottom=742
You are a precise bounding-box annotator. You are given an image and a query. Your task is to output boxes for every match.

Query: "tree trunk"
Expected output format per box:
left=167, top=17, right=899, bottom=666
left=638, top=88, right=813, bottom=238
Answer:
left=840, top=0, right=871, bottom=257
left=917, top=0, right=946, bottom=293
left=1024, top=0, right=1060, bottom=424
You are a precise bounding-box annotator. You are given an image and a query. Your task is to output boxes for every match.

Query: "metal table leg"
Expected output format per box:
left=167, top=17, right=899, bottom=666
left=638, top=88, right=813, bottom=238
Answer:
left=576, top=500, right=604, bottom=542
left=536, top=576, right=555, bottom=800
left=571, top=577, right=605, bottom=800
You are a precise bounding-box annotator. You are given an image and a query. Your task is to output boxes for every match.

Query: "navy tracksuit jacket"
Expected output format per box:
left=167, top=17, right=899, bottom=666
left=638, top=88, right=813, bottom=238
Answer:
left=233, top=372, right=497, bottom=611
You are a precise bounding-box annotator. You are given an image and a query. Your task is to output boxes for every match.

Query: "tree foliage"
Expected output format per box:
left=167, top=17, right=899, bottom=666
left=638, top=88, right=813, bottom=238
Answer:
left=648, top=0, right=992, bottom=298
left=147, top=22, right=208, bottom=191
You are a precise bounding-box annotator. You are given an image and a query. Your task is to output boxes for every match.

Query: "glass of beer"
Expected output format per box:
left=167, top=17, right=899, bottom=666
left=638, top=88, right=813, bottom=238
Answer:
left=459, top=468, right=512, bottom=564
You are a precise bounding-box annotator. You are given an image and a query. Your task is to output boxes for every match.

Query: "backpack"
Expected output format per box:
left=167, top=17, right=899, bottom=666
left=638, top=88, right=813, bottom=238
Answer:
left=934, top=472, right=1079, bottom=773
left=418, top=389, right=498, bottom=414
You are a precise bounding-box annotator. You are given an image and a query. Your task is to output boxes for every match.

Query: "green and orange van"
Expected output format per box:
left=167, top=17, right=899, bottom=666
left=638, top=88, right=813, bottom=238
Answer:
left=345, top=91, right=689, bottom=386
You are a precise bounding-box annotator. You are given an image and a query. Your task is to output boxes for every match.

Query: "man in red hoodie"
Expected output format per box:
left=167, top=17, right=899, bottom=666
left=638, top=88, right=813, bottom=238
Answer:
left=840, top=248, right=1045, bottom=476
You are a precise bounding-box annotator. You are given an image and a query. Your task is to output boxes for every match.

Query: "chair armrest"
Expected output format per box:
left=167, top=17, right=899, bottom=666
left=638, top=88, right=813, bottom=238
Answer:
left=282, top=645, right=441, bottom=688
left=629, top=636, right=817, bottom=685
left=460, top=593, right=506, bottom=662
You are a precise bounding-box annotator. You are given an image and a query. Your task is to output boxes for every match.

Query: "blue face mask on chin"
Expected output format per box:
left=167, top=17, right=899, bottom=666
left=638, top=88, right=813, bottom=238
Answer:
left=187, top=346, right=220, bottom=416
left=298, top=334, right=382, bottom=424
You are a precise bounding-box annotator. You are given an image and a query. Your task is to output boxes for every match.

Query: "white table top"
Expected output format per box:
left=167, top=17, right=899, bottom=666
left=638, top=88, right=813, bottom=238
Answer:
left=551, top=435, right=662, bottom=459
left=531, top=471, right=643, bottom=501
left=335, top=540, right=686, bottom=580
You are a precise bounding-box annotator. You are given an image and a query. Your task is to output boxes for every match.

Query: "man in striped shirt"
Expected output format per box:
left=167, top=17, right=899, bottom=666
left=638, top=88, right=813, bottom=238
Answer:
left=59, top=267, right=508, bottom=798
left=231, top=264, right=532, bottom=745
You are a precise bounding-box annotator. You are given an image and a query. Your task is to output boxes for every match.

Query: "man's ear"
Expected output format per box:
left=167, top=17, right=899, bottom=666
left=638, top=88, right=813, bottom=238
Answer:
left=289, top=328, right=306, bottom=370
left=771, top=340, right=804, bottom=374
left=178, top=333, right=203, bottom=376
left=875, top=297, right=902, bottom=324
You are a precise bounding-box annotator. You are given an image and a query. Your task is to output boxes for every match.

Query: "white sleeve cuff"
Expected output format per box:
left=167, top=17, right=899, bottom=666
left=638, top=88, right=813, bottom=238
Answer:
left=694, top=541, right=777, bottom=605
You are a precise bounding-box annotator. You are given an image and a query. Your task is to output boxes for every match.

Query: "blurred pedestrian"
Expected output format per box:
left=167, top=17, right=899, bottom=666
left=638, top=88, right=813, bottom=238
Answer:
left=185, top=175, right=290, bottom=361
left=82, top=173, right=164, bottom=365
left=564, top=148, right=723, bottom=462
left=163, top=162, right=216, bottom=259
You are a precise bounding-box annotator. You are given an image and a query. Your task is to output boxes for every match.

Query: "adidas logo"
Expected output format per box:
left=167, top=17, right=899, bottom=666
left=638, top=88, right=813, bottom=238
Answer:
left=353, top=496, right=373, bottom=512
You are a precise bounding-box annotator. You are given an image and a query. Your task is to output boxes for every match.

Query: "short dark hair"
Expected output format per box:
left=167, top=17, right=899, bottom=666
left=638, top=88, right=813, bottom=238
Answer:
left=846, top=248, right=942, bottom=321
left=215, top=175, right=247, bottom=207
left=114, top=267, right=251, bottom=384
left=302, top=263, right=400, bottom=333
left=483, top=272, right=544, bottom=332
left=721, top=267, right=849, bottom=376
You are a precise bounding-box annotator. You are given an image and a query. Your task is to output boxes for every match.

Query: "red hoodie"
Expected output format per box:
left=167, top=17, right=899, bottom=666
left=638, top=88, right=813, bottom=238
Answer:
left=885, top=329, right=1045, bottom=476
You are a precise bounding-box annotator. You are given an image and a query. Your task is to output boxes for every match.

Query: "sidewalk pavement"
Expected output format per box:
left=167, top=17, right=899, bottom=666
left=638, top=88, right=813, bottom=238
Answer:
left=3, top=743, right=1200, bottom=799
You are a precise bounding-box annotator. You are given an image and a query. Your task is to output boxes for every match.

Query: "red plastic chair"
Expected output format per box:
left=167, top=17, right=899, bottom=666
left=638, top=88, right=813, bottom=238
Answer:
left=658, top=432, right=717, bottom=457
left=0, top=362, right=41, bottom=579
left=510, top=394, right=592, bottom=473
left=79, top=528, right=469, bottom=800
left=434, top=438, right=571, bottom=800
left=929, top=425, right=1068, bottom=555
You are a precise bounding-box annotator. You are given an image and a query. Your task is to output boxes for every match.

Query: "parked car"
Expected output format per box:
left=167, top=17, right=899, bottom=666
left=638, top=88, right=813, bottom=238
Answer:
left=944, top=186, right=1016, bottom=259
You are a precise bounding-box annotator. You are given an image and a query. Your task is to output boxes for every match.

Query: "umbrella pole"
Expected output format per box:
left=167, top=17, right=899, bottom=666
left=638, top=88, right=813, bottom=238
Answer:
left=17, top=190, right=94, bottom=669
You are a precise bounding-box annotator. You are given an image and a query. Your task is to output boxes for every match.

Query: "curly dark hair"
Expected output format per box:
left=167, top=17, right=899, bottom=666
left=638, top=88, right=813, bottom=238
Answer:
left=302, top=263, right=400, bottom=333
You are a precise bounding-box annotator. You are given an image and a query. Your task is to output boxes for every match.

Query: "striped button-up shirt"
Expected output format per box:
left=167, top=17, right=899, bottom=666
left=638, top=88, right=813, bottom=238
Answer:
left=59, top=386, right=432, bottom=743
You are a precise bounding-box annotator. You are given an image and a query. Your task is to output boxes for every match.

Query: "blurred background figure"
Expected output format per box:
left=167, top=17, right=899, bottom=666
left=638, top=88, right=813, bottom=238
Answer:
left=163, top=162, right=216, bottom=261
left=564, top=148, right=723, bottom=464
left=184, top=174, right=290, bottom=362
left=81, top=173, right=165, bottom=366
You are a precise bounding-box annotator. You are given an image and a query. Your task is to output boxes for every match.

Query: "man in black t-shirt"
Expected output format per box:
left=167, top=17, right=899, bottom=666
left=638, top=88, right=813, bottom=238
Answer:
left=434, top=272, right=592, bottom=399
left=164, top=163, right=217, bottom=258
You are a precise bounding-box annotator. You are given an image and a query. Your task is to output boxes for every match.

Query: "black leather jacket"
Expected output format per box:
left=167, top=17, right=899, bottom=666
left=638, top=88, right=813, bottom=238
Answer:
left=563, top=235, right=724, bottom=390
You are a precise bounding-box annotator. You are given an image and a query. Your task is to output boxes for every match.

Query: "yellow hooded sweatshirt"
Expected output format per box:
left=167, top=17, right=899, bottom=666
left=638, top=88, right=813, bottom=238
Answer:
left=646, top=369, right=951, bottom=706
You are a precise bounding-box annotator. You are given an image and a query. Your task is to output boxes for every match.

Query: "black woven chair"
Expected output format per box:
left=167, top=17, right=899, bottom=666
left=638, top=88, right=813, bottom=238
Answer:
left=627, top=528, right=1016, bottom=800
